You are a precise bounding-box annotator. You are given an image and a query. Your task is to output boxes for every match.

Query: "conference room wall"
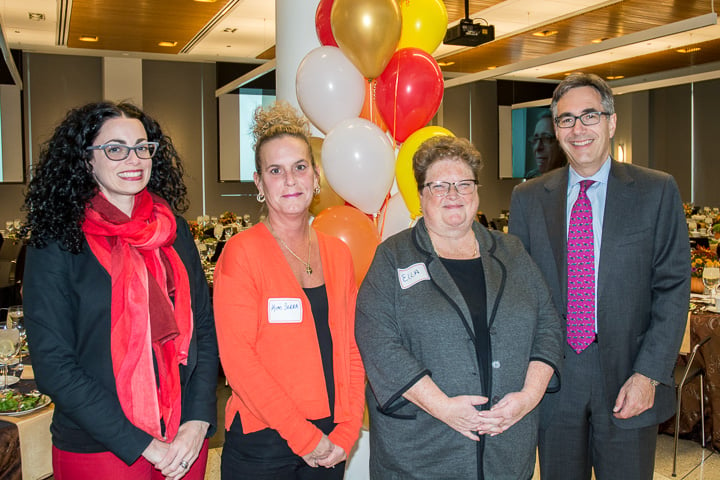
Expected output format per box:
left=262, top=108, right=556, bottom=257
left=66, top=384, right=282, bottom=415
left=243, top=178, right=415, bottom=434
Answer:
left=0, top=51, right=717, bottom=226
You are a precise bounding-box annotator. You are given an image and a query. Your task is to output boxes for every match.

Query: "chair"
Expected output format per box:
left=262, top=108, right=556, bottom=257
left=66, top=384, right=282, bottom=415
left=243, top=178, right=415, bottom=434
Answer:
left=672, top=334, right=711, bottom=477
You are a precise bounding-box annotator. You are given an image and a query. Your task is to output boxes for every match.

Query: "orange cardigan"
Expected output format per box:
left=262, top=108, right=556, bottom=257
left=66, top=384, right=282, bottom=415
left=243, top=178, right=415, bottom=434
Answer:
left=213, top=223, right=365, bottom=456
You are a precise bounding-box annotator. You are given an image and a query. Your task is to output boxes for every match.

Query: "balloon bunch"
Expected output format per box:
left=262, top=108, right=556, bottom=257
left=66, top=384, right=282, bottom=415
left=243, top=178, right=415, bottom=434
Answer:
left=296, top=0, right=455, bottom=284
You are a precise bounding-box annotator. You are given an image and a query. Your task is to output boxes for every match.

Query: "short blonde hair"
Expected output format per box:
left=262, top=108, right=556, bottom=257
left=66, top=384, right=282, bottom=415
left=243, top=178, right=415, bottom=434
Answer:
left=252, top=101, right=314, bottom=176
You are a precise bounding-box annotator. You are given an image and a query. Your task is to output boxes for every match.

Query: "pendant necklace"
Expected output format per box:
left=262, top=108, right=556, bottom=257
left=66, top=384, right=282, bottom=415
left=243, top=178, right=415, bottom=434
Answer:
left=271, top=223, right=313, bottom=275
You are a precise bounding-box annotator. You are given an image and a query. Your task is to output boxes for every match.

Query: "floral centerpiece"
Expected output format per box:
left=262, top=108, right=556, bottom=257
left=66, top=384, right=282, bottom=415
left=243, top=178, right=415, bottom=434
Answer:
left=684, top=203, right=695, bottom=217
left=219, top=211, right=238, bottom=226
left=692, top=247, right=719, bottom=278
left=188, top=220, right=204, bottom=241
left=691, top=247, right=720, bottom=293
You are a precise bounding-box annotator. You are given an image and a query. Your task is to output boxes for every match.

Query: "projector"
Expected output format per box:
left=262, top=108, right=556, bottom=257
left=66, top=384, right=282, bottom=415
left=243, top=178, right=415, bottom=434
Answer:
left=444, top=19, right=495, bottom=47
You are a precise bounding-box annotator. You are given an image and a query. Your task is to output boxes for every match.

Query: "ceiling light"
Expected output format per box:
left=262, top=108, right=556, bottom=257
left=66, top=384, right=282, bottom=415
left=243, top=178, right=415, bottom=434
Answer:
left=677, top=47, right=701, bottom=53
left=487, top=66, right=497, bottom=70
left=28, top=12, right=45, bottom=21
left=158, top=41, right=178, bottom=47
left=437, top=61, right=455, bottom=67
left=606, top=75, right=625, bottom=80
left=591, top=38, right=608, bottom=44
left=78, top=36, right=99, bottom=42
left=223, top=28, right=238, bottom=33
left=532, top=30, right=558, bottom=38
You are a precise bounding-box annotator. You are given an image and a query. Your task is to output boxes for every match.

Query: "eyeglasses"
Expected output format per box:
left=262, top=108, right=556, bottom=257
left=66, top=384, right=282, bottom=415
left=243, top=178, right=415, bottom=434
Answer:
left=423, top=179, right=478, bottom=197
left=528, top=133, right=556, bottom=145
left=554, top=111, right=610, bottom=129
left=86, top=142, right=159, bottom=161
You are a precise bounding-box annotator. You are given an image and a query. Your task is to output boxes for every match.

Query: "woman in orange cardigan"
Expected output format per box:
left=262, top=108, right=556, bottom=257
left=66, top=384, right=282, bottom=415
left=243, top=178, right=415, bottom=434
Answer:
left=213, top=102, right=365, bottom=480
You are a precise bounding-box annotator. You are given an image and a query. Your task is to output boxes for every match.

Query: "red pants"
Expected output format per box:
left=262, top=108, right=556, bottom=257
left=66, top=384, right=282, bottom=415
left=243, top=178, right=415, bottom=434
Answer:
left=52, top=439, right=209, bottom=480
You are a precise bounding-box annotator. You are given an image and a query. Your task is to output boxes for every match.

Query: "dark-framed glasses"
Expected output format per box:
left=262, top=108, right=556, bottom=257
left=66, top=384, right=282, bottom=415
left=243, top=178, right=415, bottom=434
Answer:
left=554, top=111, right=610, bottom=129
left=423, top=179, right=478, bottom=197
left=528, top=133, right=556, bottom=145
left=86, top=142, right=159, bottom=161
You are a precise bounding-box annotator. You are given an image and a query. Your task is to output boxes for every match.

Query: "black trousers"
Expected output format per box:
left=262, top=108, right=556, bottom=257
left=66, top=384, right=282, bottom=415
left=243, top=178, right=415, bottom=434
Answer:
left=221, top=414, right=346, bottom=480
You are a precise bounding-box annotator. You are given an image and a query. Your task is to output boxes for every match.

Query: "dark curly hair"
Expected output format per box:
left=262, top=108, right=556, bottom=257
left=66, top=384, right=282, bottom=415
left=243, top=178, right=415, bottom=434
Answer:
left=21, top=101, right=188, bottom=253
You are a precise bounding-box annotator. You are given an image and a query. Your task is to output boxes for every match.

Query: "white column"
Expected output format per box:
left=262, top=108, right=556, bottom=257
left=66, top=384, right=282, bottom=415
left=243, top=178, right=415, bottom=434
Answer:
left=102, top=57, right=143, bottom=107
left=275, top=0, right=320, bottom=113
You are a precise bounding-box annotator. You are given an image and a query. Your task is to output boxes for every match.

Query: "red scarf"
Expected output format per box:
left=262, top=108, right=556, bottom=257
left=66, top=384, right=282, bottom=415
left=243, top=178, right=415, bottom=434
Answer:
left=82, top=190, right=192, bottom=441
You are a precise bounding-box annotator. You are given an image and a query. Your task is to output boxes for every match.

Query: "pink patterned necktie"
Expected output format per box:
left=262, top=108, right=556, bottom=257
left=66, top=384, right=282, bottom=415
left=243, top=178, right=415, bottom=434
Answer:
left=567, top=179, right=596, bottom=353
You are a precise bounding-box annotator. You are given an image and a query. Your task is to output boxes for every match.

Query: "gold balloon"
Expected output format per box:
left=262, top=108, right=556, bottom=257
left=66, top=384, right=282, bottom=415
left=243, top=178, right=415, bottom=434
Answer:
left=331, top=0, right=402, bottom=79
left=309, top=137, right=346, bottom=217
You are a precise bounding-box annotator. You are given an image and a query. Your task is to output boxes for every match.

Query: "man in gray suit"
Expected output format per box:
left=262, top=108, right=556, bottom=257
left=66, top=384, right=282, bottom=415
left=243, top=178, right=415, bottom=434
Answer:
left=509, top=73, right=690, bottom=479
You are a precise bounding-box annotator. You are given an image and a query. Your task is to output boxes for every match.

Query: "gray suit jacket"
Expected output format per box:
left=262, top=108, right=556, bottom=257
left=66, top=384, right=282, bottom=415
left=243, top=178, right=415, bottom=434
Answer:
left=356, top=219, right=563, bottom=479
left=509, top=160, right=690, bottom=429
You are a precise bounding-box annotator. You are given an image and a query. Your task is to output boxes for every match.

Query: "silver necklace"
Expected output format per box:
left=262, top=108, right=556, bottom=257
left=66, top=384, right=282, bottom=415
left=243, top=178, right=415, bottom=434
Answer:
left=270, top=223, right=313, bottom=275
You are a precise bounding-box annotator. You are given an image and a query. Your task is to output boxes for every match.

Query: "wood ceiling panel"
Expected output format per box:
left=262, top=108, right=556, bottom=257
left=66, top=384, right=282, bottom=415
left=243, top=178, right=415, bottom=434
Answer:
left=442, top=0, right=506, bottom=21
left=440, top=0, right=717, bottom=76
left=542, top=38, right=720, bottom=80
left=67, top=0, right=232, bottom=54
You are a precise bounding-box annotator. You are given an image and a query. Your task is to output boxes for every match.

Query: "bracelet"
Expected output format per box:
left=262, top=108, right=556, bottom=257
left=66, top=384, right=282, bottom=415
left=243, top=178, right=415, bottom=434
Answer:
left=649, top=379, right=660, bottom=387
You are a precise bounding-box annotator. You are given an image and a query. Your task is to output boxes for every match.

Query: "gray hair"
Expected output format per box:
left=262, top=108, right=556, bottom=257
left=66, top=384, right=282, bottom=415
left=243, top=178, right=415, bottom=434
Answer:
left=550, top=73, right=615, bottom=118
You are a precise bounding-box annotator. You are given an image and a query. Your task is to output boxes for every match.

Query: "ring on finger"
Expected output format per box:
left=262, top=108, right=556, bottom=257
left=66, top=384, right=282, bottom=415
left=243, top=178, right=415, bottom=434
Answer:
left=180, top=460, right=189, bottom=469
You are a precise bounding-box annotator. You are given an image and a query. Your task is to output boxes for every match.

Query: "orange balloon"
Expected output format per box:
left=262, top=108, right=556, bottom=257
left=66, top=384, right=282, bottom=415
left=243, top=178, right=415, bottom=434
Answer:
left=309, top=137, right=346, bottom=216
left=359, top=80, right=388, bottom=132
left=313, top=205, right=381, bottom=286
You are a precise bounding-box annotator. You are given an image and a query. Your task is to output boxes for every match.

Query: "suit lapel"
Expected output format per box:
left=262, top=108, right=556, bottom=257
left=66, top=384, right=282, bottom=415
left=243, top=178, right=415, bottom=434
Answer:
left=542, top=169, right=569, bottom=309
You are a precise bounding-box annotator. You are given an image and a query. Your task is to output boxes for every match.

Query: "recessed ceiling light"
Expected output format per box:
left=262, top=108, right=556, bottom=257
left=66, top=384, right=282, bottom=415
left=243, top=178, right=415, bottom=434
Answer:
left=437, top=61, right=455, bottom=67
left=158, top=41, right=178, bottom=47
left=532, top=30, right=558, bottom=37
left=677, top=47, right=701, bottom=53
left=79, top=35, right=99, bottom=42
left=606, top=75, right=625, bottom=80
left=28, top=12, right=45, bottom=21
left=591, top=38, right=608, bottom=44
left=487, top=65, right=497, bottom=70
left=223, top=28, right=238, bottom=33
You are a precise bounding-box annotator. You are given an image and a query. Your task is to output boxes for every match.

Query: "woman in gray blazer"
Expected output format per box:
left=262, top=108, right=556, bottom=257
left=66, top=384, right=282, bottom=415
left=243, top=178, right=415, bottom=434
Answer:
left=356, top=136, right=563, bottom=480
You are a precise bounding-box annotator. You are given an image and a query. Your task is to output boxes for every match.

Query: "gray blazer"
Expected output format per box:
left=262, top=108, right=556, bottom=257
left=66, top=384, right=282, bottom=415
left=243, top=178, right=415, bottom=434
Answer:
left=509, top=161, right=690, bottom=429
left=356, top=218, right=562, bottom=479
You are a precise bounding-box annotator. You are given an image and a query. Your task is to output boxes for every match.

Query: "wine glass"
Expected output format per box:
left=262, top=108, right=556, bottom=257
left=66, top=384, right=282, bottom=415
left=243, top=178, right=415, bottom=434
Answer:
left=0, top=316, right=21, bottom=392
left=703, top=266, right=720, bottom=302
left=7, top=306, right=24, bottom=356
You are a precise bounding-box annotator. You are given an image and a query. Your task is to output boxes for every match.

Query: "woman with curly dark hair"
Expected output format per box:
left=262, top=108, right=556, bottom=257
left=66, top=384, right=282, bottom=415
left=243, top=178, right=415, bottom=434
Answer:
left=21, top=102, right=218, bottom=480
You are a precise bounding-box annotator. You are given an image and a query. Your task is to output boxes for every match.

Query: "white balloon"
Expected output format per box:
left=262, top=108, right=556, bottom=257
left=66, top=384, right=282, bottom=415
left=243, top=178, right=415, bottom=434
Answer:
left=379, top=192, right=416, bottom=241
left=322, top=118, right=395, bottom=214
left=296, top=46, right=366, bottom=134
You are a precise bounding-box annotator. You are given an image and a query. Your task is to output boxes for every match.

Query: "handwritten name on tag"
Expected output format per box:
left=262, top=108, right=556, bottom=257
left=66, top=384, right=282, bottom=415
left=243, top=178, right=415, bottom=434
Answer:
left=267, top=298, right=303, bottom=323
left=397, top=263, right=430, bottom=290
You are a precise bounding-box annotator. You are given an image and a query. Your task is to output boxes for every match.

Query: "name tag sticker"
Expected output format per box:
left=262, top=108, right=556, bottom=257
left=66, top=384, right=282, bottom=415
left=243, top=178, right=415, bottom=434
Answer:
left=267, top=298, right=303, bottom=323
left=397, top=263, right=430, bottom=290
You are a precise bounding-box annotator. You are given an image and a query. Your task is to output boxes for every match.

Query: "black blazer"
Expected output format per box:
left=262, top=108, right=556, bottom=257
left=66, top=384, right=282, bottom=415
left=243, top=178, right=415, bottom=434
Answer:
left=24, top=216, right=218, bottom=464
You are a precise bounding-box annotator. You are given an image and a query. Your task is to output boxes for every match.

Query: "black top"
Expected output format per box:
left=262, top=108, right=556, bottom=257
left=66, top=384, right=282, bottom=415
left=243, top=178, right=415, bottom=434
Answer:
left=303, top=284, right=334, bottom=417
left=440, top=257, right=489, bottom=396
left=23, top=217, right=218, bottom=464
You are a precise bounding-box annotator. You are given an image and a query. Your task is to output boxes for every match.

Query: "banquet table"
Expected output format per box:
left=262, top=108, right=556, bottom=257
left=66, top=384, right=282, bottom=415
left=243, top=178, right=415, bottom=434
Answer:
left=0, top=365, right=53, bottom=480
left=664, top=311, right=720, bottom=450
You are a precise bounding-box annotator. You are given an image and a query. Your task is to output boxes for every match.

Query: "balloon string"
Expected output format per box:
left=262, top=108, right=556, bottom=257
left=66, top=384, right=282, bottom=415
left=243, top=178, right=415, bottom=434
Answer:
left=378, top=192, right=391, bottom=239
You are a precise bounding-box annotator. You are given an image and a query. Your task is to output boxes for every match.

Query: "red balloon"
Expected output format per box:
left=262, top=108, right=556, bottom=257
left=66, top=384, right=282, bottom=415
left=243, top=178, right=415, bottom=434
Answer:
left=375, top=48, right=444, bottom=143
left=315, top=0, right=338, bottom=47
left=313, top=205, right=380, bottom=286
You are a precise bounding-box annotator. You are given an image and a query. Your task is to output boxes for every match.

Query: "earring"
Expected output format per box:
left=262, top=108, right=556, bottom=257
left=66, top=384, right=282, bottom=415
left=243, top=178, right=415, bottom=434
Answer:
left=256, top=192, right=265, bottom=203
left=314, top=185, right=321, bottom=195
